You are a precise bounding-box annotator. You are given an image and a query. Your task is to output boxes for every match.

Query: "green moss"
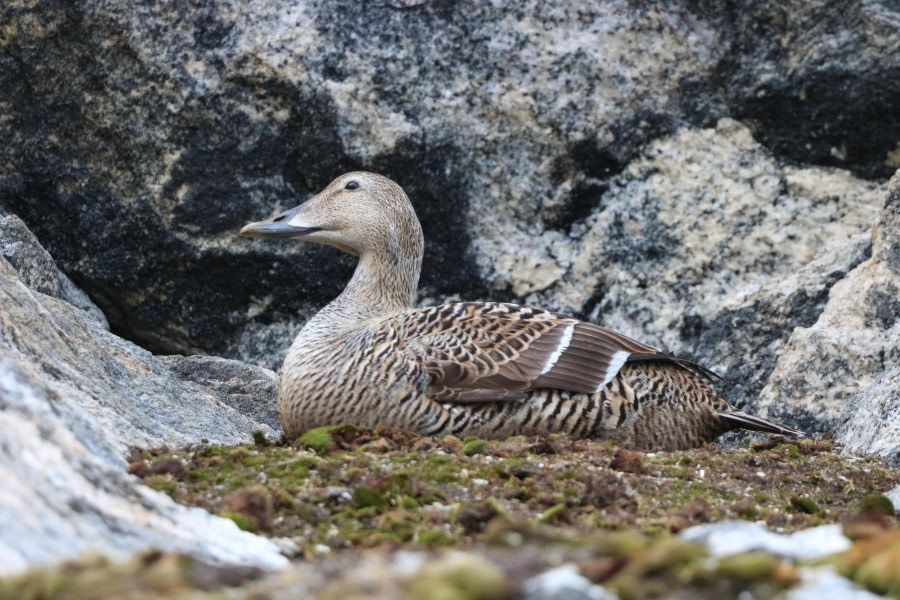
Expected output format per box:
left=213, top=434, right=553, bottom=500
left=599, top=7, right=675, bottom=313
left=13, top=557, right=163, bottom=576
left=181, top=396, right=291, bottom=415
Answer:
left=400, top=495, right=420, bottom=509
left=286, top=456, right=320, bottom=478
left=852, top=543, right=900, bottom=595
left=538, top=503, right=567, bottom=523
left=220, top=511, right=257, bottom=532
left=418, top=528, right=454, bottom=547
left=777, top=444, right=803, bottom=460
left=297, top=426, right=342, bottom=454
left=241, top=454, right=268, bottom=467
left=352, top=485, right=387, bottom=511
left=462, top=437, right=491, bottom=457
left=606, top=538, right=707, bottom=598
left=858, top=494, right=895, bottom=517
left=0, top=551, right=260, bottom=600
left=252, top=430, right=269, bottom=446
left=378, top=516, right=415, bottom=542
left=752, top=491, right=774, bottom=503
left=790, top=495, right=820, bottom=514
left=735, top=502, right=759, bottom=520
left=187, top=468, right=208, bottom=483
left=131, top=425, right=900, bottom=562
left=143, top=475, right=176, bottom=497
left=716, top=552, right=780, bottom=581
left=405, top=553, right=507, bottom=600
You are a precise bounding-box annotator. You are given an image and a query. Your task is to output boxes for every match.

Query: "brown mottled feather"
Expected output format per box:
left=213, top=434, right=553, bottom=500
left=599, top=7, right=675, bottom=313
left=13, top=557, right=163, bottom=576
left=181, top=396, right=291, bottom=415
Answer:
left=241, top=172, right=804, bottom=451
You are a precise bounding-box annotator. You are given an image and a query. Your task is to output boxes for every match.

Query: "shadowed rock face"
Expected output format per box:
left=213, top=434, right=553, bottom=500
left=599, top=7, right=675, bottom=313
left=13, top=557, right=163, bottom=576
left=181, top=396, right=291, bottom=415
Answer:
left=0, top=2, right=898, bottom=438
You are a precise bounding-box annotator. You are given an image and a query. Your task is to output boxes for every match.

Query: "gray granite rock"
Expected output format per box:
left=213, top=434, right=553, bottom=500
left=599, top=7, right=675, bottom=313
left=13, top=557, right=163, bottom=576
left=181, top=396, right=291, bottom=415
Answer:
left=0, top=357, right=287, bottom=576
left=0, top=226, right=283, bottom=573
left=1, top=0, right=897, bottom=377
left=0, top=214, right=108, bottom=328
left=836, top=367, right=900, bottom=466
left=0, top=253, right=278, bottom=467
left=756, top=172, right=900, bottom=434
left=160, top=354, right=281, bottom=433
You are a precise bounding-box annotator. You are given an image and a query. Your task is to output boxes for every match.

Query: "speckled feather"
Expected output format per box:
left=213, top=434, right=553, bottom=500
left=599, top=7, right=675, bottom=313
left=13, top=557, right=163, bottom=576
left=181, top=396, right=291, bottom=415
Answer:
left=242, top=172, right=803, bottom=451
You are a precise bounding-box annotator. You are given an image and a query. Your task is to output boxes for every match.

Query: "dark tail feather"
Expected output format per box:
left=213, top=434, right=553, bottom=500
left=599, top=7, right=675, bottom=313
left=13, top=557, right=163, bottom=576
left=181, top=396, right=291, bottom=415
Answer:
left=719, top=410, right=805, bottom=438
left=626, top=352, right=728, bottom=383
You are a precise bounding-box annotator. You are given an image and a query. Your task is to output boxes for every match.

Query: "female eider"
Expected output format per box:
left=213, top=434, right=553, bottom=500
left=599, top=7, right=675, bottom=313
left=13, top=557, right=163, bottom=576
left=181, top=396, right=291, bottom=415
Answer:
left=240, top=172, right=802, bottom=451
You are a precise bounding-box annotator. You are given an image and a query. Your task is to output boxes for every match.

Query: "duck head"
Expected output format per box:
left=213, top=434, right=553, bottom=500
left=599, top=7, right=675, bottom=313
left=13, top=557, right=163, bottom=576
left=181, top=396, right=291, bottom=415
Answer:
left=240, top=172, right=423, bottom=259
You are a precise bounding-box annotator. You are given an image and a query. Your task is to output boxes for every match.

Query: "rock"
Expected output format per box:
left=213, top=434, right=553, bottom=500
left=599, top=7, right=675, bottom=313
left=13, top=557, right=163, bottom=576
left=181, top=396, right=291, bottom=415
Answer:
left=0, top=214, right=108, bottom=328
left=525, top=120, right=883, bottom=436
left=757, top=173, right=900, bottom=434
left=835, top=368, right=900, bottom=466
left=885, top=485, right=900, bottom=512
left=160, top=355, right=281, bottom=433
left=0, top=221, right=284, bottom=573
left=523, top=564, right=617, bottom=600
left=679, top=521, right=851, bottom=560
left=1, top=1, right=897, bottom=376
left=788, top=567, right=882, bottom=600
left=0, top=253, right=278, bottom=466
left=0, top=357, right=286, bottom=576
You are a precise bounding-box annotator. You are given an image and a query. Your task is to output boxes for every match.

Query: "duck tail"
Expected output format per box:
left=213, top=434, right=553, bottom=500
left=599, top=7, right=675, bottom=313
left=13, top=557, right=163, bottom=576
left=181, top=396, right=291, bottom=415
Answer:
left=719, top=410, right=805, bottom=438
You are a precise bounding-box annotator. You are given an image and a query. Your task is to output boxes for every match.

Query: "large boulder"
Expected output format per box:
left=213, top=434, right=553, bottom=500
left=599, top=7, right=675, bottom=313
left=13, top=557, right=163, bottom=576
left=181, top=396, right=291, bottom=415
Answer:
left=0, top=2, right=896, bottom=453
left=836, top=367, right=900, bottom=467
left=758, top=174, right=900, bottom=434
left=0, top=217, right=285, bottom=574
left=1, top=0, right=897, bottom=377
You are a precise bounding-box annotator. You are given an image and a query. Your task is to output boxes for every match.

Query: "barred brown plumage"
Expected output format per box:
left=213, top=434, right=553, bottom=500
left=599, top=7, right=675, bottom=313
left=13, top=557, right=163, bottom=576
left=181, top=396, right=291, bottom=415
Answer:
left=240, top=172, right=804, bottom=451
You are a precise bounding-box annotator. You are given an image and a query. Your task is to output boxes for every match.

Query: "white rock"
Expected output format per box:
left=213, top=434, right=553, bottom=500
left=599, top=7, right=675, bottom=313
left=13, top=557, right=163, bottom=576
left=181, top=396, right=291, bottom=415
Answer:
left=523, top=564, right=618, bottom=600
left=0, top=239, right=285, bottom=575
left=679, top=520, right=850, bottom=560
left=0, top=359, right=287, bottom=576
left=885, top=484, right=900, bottom=512
left=788, top=566, right=882, bottom=600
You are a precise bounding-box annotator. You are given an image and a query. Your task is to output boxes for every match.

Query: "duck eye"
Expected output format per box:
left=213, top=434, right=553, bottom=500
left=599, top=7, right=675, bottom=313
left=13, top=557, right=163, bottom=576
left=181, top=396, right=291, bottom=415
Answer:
left=344, top=180, right=360, bottom=190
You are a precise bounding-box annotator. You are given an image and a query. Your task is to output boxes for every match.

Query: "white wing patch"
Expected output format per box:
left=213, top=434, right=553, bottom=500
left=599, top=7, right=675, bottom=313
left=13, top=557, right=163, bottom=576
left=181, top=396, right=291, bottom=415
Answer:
left=596, top=350, right=630, bottom=392
left=539, top=324, right=574, bottom=375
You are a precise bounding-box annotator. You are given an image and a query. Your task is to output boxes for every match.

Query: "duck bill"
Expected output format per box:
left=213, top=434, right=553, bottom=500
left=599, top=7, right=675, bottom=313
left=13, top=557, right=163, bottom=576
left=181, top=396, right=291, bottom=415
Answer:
left=240, top=205, right=321, bottom=239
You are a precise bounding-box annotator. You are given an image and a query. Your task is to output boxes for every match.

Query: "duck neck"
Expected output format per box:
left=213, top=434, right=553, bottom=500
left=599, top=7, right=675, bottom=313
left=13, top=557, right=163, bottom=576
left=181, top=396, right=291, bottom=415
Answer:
left=326, top=244, right=422, bottom=322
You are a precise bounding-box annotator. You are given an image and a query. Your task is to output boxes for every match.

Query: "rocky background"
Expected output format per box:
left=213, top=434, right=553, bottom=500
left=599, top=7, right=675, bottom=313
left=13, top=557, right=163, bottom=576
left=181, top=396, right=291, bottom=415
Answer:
left=0, top=0, right=899, bottom=588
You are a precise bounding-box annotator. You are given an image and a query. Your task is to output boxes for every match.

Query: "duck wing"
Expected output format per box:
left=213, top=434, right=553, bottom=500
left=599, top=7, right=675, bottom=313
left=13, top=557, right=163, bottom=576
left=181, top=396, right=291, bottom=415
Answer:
left=397, top=302, right=717, bottom=404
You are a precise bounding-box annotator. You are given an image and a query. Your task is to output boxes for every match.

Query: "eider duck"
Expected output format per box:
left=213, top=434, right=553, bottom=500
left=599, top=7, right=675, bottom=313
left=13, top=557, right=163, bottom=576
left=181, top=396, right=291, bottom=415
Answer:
left=241, top=172, right=802, bottom=450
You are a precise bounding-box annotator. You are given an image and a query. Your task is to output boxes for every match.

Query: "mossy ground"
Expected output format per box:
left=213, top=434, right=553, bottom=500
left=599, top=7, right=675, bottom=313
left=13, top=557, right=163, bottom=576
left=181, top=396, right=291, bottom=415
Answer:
left=127, top=428, right=897, bottom=555
left=4, top=429, right=898, bottom=599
